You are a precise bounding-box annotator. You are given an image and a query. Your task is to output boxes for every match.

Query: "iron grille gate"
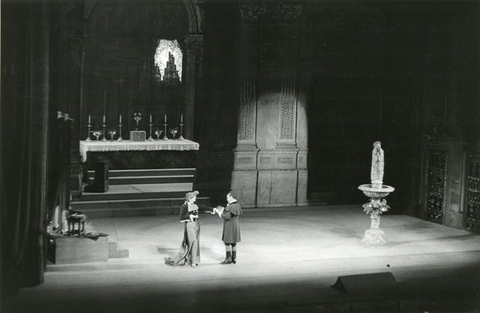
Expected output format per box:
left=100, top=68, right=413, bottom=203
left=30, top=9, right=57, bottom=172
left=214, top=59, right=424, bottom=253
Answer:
left=466, top=155, right=480, bottom=233
left=425, top=148, right=447, bottom=223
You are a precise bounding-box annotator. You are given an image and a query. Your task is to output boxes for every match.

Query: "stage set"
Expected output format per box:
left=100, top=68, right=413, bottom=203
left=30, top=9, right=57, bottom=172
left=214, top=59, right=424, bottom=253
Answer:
left=4, top=2, right=480, bottom=312
left=11, top=205, right=480, bottom=313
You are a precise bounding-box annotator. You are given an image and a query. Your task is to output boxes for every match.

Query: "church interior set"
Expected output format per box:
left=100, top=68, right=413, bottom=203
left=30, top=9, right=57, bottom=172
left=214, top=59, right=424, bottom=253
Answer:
left=1, top=0, right=480, bottom=312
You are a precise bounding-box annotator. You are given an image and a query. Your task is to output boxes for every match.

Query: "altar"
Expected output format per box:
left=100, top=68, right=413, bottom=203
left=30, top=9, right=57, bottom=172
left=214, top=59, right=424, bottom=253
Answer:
left=79, top=139, right=200, bottom=170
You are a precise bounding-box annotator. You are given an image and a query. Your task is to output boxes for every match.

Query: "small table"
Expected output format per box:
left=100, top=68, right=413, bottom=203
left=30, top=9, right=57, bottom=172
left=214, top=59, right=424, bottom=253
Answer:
left=67, top=214, right=87, bottom=237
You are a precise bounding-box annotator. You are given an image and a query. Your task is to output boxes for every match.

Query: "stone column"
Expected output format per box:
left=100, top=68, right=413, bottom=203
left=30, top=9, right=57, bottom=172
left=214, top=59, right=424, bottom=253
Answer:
left=257, top=3, right=306, bottom=207
left=231, top=3, right=265, bottom=207
left=276, top=2, right=303, bottom=149
left=184, top=34, right=203, bottom=140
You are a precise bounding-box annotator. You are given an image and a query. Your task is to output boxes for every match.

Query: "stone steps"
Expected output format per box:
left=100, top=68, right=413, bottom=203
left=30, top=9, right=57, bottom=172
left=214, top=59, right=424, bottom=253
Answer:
left=72, top=168, right=209, bottom=218
left=92, top=168, right=196, bottom=185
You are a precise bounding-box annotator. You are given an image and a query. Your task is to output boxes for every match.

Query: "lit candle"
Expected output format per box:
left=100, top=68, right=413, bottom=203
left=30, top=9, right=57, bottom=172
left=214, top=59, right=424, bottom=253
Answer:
left=181, top=114, right=183, bottom=123
left=103, top=114, right=106, bottom=123
left=88, top=115, right=91, bottom=124
left=164, top=114, right=167, bottom=123
left=150, top=114, right=152, bottom=123
left=119, top=114, right=122, bottom=123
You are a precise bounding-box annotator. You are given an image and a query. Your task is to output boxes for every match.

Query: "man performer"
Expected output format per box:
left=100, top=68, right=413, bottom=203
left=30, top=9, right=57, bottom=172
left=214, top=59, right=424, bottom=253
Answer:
left=213, top=191, right=243, bottom=264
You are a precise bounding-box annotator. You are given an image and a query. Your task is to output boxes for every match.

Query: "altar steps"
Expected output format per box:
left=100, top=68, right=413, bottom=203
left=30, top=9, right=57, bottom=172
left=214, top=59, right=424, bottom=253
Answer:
left=71, top=195, right=211, bottom=218
left=102, top=168, right=195, bottom=185
left=79, top=188, right=188, bottom=202
left=71, top=168, right=210, bottom=218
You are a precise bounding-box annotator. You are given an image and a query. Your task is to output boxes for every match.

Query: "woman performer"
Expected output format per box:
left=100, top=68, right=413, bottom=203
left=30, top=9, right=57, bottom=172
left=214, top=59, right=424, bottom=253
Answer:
left=165, top=190, right=202, bottom=268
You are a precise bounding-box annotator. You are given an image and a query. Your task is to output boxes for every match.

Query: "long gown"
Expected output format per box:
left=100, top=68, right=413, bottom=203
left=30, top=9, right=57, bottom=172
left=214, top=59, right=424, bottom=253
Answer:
left=164, top=203, right=200, bottom=266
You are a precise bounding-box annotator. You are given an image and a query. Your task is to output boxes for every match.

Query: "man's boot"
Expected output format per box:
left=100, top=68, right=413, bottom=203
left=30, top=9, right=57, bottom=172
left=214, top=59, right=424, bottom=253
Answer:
left=220, top=251, right=232, bottom=264
left=232, top=251, right=237, bottom=264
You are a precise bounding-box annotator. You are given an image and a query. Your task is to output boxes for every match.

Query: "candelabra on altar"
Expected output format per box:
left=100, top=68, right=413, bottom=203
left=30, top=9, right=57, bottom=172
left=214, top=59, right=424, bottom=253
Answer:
left=148, top=123, right=154, bottom=141
left=179, top=114, right=184, bottom=140
left=117, top=123, right=123, bottom=141
left=86, top=115, right=92, bottom=141
left=179, top=122, right=184, bottom=140
left=86, top=123, right=92, bottom=141
left=117, top=115, right=123, bottom=141
left=163, top=122, right=169, bottom=141
left=101, top=124, right=107, bottom=142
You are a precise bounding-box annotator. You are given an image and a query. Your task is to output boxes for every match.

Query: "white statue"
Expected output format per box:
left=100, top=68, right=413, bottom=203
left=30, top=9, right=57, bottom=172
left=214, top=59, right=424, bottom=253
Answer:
left=370, top=141, right=384, bottom=189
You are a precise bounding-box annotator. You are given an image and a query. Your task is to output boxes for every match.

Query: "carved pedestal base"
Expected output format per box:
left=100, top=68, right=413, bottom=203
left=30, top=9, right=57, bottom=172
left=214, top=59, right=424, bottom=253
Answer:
left=362, top=228, right=388, bottom=246
left=358, top=184, right=394, bottom=247
left=362, top=215, right=387, bottom=246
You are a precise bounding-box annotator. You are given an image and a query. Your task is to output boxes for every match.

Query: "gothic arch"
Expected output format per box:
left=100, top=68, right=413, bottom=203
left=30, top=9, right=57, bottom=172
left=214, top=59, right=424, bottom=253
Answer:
left=183, top=0, right=204, bottom=34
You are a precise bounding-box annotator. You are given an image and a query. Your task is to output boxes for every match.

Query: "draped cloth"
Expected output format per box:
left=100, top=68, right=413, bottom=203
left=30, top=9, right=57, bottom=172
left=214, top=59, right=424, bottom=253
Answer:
left=1, top=1, right=52, bottom=294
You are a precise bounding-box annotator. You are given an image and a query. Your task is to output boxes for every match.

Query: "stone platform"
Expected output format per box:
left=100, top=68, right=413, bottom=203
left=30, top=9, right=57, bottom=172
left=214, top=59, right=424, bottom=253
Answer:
left=10, top=205, right=480, bottom=313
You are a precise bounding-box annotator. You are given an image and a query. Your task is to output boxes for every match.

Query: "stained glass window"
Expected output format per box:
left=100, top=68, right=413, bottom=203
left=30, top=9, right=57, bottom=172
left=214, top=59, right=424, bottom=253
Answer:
left=154, top=39, right=183, bottom=83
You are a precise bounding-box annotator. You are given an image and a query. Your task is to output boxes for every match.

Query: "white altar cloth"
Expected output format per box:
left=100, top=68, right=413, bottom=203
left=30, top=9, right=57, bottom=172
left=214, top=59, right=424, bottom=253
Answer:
left=80, top=139, right=200, bottom=162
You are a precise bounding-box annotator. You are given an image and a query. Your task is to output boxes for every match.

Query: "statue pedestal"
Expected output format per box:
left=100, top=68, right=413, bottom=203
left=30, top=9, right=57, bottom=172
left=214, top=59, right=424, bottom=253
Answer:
left=358, top=184, right=395, bottom=247
left=361, top=214, right=387, bottom=246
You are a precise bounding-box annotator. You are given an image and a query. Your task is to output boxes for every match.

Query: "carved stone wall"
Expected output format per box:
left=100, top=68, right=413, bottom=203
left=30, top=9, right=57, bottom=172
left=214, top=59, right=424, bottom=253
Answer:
left=231, top=2, right=307, bottom=208
left=276, top=3, right=303, bottom=147
left=230, top=3, right=264, bottom=207
left=236, top=3, right=264, bottom=144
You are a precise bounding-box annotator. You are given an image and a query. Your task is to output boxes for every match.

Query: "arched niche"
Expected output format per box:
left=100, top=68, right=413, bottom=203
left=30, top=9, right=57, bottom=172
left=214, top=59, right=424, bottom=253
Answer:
left=80, top=0, right=203, bottom=140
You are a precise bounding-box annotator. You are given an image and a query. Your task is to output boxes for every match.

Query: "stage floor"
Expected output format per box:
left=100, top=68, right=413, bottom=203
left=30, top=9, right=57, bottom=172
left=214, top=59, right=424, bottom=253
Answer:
left=9, top=205, right=480, bottom=313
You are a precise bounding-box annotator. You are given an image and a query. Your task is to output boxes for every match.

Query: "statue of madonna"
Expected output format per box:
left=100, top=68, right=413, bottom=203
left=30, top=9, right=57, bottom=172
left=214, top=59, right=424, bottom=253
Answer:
left=370, top=141, right=384, bottom=189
